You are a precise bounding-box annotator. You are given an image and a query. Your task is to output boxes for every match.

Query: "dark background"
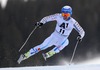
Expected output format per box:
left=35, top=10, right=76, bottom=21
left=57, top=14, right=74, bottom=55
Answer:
left=0, top=0, right=100, bottom=67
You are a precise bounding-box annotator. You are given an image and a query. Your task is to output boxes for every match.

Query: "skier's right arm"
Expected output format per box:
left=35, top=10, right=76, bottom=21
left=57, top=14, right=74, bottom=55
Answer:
left=35, top=13, right=59, bottom=27
left=40, top=13, right=59, bottom=24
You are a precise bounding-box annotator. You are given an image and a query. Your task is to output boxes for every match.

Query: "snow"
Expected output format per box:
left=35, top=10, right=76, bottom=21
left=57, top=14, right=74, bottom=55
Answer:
left=79, top=57, right=100, bottom=65
left=0, top=64, right=100, bottom=70
left=0, top=57, right=100, bottom=70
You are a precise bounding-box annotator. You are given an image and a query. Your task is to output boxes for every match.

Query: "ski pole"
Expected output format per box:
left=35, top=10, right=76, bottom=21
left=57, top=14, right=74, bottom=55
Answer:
left=19, top=26, right=38, bottom=52
left=69, top=39, right=80, bottom=65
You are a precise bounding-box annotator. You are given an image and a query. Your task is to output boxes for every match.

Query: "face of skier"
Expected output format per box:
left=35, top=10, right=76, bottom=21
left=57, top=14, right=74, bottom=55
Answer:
left=62, top=12, right=71, bottom=20
left=61, top=6, right=72, bottom=20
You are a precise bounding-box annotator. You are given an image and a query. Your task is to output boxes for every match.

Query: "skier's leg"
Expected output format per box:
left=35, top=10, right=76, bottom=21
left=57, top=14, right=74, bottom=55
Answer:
left=17, top=44, right=43, bottom=64
left=24, top=35, right=55, bottom=59
left=42, top=46, right=60, bottom=60
left=24, top=44, right=43, bottom=59
left=43, top=39, right=69, bottom=60
left=18, top=33, right=55, bottom=64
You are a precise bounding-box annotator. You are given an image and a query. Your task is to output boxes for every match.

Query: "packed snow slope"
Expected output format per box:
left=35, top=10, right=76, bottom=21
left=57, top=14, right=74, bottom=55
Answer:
left=0, top=64, right=100, bottom=70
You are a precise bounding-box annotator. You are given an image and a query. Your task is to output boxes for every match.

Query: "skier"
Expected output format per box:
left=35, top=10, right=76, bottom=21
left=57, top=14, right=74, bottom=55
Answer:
left=17, top=5, right=85, bottom=64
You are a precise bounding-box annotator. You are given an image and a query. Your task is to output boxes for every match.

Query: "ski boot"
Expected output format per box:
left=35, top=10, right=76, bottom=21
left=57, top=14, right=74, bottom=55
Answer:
left=17, top=54, right=27, bottom=64
left=42, top=53, right=48, bottom=61
left=42, top=50, right=56, bottom=61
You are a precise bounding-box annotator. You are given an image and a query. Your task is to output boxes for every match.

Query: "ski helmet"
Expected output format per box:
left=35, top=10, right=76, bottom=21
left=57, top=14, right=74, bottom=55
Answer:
left=61, top=6, right=72, bottom=19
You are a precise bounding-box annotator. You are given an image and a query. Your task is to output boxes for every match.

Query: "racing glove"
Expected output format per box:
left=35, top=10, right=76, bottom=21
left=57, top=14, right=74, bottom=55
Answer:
left=35, top=22, right=43, bottom=27
left=77, top=35, right=82, bottom=42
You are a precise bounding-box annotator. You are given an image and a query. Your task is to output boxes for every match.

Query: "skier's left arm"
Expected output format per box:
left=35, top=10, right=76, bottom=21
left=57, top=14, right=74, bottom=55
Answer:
left=74, top=22, right=85, bottom=41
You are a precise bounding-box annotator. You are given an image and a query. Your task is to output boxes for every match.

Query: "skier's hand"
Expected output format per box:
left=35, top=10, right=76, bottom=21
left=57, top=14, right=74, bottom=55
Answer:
left=77, top=35, right=82, bottom=42
left=35, top=22, right=43, bottom=27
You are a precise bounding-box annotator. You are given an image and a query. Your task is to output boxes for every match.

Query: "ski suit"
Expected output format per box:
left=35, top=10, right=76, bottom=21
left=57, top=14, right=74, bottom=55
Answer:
left=25, top=13, right=85, bottom=58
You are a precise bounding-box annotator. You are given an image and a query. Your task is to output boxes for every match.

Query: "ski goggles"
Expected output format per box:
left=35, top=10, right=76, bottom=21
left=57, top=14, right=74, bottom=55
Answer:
left=62, top=13, right=70, bottom=18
